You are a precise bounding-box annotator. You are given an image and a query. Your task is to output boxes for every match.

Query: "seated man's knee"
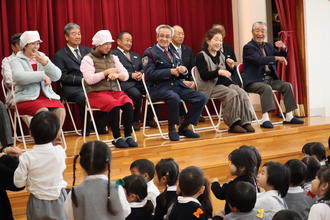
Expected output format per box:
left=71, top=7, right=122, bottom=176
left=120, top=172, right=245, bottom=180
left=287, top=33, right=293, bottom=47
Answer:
left=166, top=92, right=181, bottom=104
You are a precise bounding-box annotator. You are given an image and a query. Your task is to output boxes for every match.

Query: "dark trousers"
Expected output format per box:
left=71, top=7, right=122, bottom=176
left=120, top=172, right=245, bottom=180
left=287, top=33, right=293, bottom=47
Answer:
left=246, top=80, right=297, bottom=113
left=0, top=102, right=13, bottom=147
left=150, top=85, right=207, bottom=126
left=109, top=103, right=133, bottom=138
left=0, top=156, right=24, bottom=220
left=124, top=84, right=155, bottom=122
left=65, top=90, right=108, bottom=129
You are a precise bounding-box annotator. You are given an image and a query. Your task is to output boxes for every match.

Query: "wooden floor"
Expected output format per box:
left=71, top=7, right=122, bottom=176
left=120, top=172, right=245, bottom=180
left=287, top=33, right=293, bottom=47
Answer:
left=10, top=115, right=330, bottom=219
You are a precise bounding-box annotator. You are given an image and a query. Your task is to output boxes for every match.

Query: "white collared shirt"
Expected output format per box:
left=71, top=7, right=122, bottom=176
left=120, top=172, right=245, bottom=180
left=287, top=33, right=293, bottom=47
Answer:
left=255, top=190, right=287, bottom=217
left=147, top=179, right=160, bottom=209
left=287, top=186, right=304, bottom=194
left=117, top=46, right=127, bottom=55
left=64, top=174, right=131, bottom=220
left=177, top=196, right=201, bottom=205
left=67, top=44, right=81, bottom=59
left=14, top=143, right=67, bottom=200
left=167, top=185, right=177, bottom=191
left=130, top=197, right=148, bottom=208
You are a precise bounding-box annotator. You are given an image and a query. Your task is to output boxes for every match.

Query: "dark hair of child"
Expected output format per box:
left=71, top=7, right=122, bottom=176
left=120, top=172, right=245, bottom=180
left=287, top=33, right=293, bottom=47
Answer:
left=130, top=159, right=155, bottom=180
left=316, top=166, right=330, bottom=200
left=302, top=156, right=321, bottom=183
left=123, top=175, right=154, bottom=216
left=30, top=111, right=60, bottom=144
left=227, top=181, right=256, bottom=212
left=239, top=145, right=262, bottom=175
left=155, top=158, right=179, bottom=186
left=71, top=141, right=116, bottom=215
left=228, top=147, right=258, bottom=177
left=10, top=33, right=22, bottom=45
left=303, top=142, right=326, bottom=162
left=179, top=166, right=204, bottom=197
left=272, top=210, right=301, bottom=220
left=285, top=159, right=307, bottom=186
left=263, top=161, right=290, bottom=197
left=197, top=178, right=213, bottom=218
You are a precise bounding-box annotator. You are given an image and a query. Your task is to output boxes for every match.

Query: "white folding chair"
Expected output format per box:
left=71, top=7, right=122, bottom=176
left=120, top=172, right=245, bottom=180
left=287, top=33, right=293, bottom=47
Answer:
left=191, top=67, right=225, bottom=132
left=236, top=63, right=285, bottom=123
left=7, top=83, right=67, bottom=150
left=62, top=99, right=81, bottom=135
left=141, top=74, right=190, bottom=139
left=81, top=78, right=137, bottom=144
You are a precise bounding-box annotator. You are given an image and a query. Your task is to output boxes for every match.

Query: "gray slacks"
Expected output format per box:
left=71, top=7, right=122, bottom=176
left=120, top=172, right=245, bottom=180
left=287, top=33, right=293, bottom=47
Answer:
left=245, top=80, right=297, bottom=113
left=210, top=84, right=254, bottom=127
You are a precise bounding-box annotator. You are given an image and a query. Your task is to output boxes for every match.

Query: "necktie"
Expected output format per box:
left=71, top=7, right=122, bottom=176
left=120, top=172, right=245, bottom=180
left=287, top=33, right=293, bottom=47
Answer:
left=259, top=44, right=270, bottom=72
left=124, top=51, right=131, bottom=61
left=74, top=48, right=82, bottom=61
left=164, top=49, right=172, bottom=61
left=177, top=47, right=182, bottom=59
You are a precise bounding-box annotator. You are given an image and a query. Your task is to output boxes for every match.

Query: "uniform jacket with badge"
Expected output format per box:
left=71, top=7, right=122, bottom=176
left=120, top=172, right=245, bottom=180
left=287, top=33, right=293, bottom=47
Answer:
left=143, top=44, right=188, bottom=94
left=169, top=43, right=195, bottom=80
left=242, top=40, right=287, bottom=87
left=111, top=48, right=143, bottom=91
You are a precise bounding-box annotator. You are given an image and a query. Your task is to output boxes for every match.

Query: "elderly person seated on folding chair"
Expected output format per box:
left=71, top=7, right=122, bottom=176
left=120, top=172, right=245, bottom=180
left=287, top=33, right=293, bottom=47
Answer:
left=143, top=24, right=207, bottom=141
left=9, top=31, right=66, bottom=145
left=80, top=30, right=137, bottom=148
left=195, top=28, right=255, bottom=133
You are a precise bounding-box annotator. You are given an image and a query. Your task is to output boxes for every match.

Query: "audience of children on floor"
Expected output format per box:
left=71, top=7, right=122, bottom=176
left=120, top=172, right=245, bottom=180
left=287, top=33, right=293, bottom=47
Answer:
left=0, top=112, right=329, bottom=220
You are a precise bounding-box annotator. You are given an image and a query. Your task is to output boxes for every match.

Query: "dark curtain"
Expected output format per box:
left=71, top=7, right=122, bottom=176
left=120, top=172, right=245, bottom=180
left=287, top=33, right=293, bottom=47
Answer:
left=0, top=0, right=233, bottom=129
left=275, top=0, right=305, bottom=116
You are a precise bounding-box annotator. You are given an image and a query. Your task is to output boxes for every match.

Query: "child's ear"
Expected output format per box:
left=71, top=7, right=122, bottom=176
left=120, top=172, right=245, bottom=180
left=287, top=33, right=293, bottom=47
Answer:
left=321, top=182, right=329, bottom=194
left=198, top=185, right=205, bottom=195
left=160, top=176, right=168, bottom=185
left=143, top=173, right=150, bottom=182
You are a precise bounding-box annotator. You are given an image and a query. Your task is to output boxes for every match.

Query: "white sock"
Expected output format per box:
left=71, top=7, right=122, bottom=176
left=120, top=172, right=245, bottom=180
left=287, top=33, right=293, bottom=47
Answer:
left=262, top=112, right=270, bottom=123
left=286, top=111, right=294, bottom=122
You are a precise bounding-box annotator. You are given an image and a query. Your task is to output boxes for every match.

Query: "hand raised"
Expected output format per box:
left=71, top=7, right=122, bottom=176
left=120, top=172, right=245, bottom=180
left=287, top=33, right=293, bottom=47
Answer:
left=43, top=75, right=51, bottom=86
left=34, top=52, right=48, bottom=66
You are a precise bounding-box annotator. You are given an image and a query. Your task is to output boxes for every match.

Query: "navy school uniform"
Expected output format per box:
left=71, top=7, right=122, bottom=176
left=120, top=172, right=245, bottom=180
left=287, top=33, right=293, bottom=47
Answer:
left=143, top=44, right=207, bottom=126
left=154, top=186, right=178, bottom=220
left=168, top=196, right=207, bottom=220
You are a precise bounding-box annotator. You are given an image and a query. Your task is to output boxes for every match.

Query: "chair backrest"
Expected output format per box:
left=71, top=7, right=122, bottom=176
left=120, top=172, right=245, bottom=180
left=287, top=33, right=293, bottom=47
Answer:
left=141, top=74, right=153, bottom=101
left=236, top=63, right=244, bottom=87
left=190, top=66, right=199, bottom=90
left=1, top=79, right=7, bottom=98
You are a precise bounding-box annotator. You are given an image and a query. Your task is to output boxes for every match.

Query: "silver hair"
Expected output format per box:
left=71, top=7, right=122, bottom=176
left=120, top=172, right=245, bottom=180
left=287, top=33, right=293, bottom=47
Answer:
left=155, top=24, right=174, bottom=37
left=252, top=21, right=267, bottom=31
left=64, top=23, right=80, bottom=35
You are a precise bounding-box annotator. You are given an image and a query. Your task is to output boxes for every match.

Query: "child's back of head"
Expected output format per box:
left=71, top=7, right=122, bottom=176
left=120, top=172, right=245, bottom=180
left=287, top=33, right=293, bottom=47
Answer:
left=130, top=159, right=155, bottom=182
left=227, top=181, right=256, bottom=213
left=229, top=147, right=258, bottom=177
left=303, top=142, right=326, bottom=163
left=239, top=145, right=262, bottom=175
left=272, top=210, right=301, bottom=220
left=285, top=159, right=307, bottom=186
left=123, top=174, right=154, bottom=219
left=30, top=111, right=60, bottom=144
left=155, top=158, right=179, bottom=187
left=179, top=166, right=204, bottom=197
left=302, top=156, right=321, bottom=184
left=71, top=141, right=117, bottom=216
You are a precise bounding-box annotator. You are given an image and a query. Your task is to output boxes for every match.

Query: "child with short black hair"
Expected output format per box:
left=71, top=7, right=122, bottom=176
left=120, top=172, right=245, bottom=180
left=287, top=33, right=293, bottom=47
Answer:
left=272, top=210, right=301, bottom=220
left=239, top=145, right=262, bottom=176
left=211, top=147, right=258, bottom=214
left=308, top=166, right=330, bottom=220
left=255, top=161, right=290, bottom=218
left=14, top=111, right=67, bottom=220
left=154, top=158, right=179, bottom=220
left=168, top=166, right=207, bottom=220
left=123, top=174, right=154, bottom=220
left=130, top=159, right=160, bottom=208
left=284, top=159, right=315, bottom=220
left=225, top=181, right=272, bottom=220
left=302, top=142, right=327, bottom=166
left=64, top=141, right=130, bottom=220
left=302, top=156, right=321, bottom=191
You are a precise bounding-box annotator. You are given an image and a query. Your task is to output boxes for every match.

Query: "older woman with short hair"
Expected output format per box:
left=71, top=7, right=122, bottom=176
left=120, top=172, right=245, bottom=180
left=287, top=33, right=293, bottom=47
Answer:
left=10, top=31, right=65, bottom=144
